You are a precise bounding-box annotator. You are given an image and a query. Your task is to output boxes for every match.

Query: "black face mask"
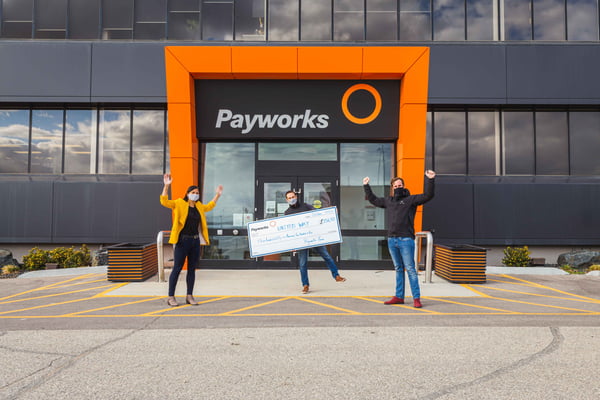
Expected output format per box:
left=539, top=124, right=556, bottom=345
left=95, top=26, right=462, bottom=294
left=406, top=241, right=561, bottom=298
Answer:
left=393, top=187, right=409, bottom=200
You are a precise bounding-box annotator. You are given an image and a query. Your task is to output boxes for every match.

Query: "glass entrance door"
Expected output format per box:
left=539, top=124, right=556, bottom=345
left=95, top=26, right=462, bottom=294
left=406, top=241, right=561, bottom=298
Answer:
left=256, top=176, right=339, bottom=267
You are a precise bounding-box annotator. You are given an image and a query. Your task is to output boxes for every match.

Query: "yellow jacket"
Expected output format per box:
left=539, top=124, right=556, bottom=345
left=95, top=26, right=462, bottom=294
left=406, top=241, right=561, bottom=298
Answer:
left=160, top=195, right=216, bottom=245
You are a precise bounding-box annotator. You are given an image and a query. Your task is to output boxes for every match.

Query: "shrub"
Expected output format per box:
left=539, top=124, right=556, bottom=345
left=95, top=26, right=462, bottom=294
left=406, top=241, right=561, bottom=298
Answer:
left=49, top=245, right=91, bottom=268
left=1, top=264, right=20, bottom=275
left=561, top=265, right=586, bottom=274
left=22, top=247, right=50, bottom=271
left=502, top=246, right=531, bottom=267
left=588, top=265, right=600, bottom=272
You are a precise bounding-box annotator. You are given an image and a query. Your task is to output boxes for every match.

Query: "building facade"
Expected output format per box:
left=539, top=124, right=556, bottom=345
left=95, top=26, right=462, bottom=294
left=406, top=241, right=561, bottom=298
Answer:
left=1, top=0, right=600, bottom=267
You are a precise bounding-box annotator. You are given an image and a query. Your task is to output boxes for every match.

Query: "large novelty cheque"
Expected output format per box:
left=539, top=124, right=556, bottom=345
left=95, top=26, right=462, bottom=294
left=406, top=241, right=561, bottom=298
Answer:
left=247, top=207, right=342, bottom=258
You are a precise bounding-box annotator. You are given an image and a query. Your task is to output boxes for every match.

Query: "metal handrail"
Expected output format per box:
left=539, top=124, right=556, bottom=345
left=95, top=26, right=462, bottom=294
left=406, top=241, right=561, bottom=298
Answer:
left=415, top=231, right=434, bottom=283
left=156, top=230, right=172, bottom=282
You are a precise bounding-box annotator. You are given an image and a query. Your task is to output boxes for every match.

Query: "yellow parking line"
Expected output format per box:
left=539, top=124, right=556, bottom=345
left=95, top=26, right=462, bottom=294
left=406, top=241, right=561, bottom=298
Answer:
left=426, top=297, right=517, bottom=313
left=219, top=297, right=292, bottom=315
left=498, top=275, right=600, bottom=303
left=354, top=296, right=441, bottom=314
left=485, top=296, right=595, bottom=313
left=461, top=284, right=490, bottom=297
left=142, top=296, right=231, bottom=316
left=63, top=297, right=163, bottom=316
left=0, top=274, right=98, bottom=301
left=295, top=296, right=362, bottom=314
left=0, top=284, right=117, bottom=305
left=51, top=278, right=109, bottom=290
left=0, top=297, right=96, bottom=315
left=475, top=285, right=600, bottom=304
left=95, top=282, right=128, bottom=297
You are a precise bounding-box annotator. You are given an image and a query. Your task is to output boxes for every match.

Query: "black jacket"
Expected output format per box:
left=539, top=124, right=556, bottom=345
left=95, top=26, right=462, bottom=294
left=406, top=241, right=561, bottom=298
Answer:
left=363, top=177, right=435, bottom=239
left=284, top=202, right=313, bottom=216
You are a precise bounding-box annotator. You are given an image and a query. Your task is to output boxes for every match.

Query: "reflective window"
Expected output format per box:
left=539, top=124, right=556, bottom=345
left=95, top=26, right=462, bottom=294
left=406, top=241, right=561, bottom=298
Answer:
left=64, top=110, right=96, bottom=174
left=340, top=143, right=392, bottom=230
left=35, top=0, right=67, bottom=39
left=30, top=110, right=63, bottom=173
left=102, top=0, right=133, bottom=39
left=567, top=0, right=599, bottom=40
left=535, top=111, right=568, bottom=174
left=134, top=0, right=167, bottom=40
left=503, top=111, right=534, bottom=174
left=235, top=0, right=265, bottom=40
left=468, top=111, right=497, bottom=175
left=268, top=0, right=298, bottom=41
left=98, top=110, right=130, bottom=174
left=1, top=0, right=33, bottom=38
left=202, top=143, right=255, bottom=228
left=202, top=236, right=251, bottom=260
left=425, top=111, right=433, bottom=170
left=533, top=0, right=566, bottom=40
left=202, top=0, right=233, bottom=40
left=366, top=0, right=397, bottom=41
left=0, top=110, right=29, bottom=173
left=433, top=0, right=465, bottom=41
left=334, top=0, right=364, bottom=41
left=341, top=236, right=390, bottom=260
left=69, top=0, right=100, bottom=39
left=399, top=0, right=432, bottom=40
left=569, top=111, right=600, bottom=175
left=301, top=0, right=332, bottom=40
left=258, top=143, right=337, bottom=161
left=467, top=0, right=494, bottom=40
left=433, top=112, right=467, bottom=174
left=167, top=0, right=201, bottom=40
left=132, top=110, right=165, bottom=174
left=503, top=0, right=532, bottom=40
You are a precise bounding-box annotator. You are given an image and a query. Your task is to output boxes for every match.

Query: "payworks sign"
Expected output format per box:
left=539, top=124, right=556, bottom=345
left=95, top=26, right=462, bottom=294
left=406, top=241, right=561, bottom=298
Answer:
left=195, top=80, right=399, bottom=140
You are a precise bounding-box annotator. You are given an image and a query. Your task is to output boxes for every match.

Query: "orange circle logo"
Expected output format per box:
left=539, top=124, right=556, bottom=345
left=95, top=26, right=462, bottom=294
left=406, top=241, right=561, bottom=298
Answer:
left=341, top=84, right=382, bottom=124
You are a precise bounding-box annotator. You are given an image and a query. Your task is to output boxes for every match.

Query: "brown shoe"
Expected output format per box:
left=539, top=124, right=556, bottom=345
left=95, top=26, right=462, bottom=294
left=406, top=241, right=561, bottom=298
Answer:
left=166, top=296, right=179, bottom=307
left=302, top=285, right=309, bottom=294
left=335, top=275, right=346, bottom=282
left=186, top=295, right=199, bottom=306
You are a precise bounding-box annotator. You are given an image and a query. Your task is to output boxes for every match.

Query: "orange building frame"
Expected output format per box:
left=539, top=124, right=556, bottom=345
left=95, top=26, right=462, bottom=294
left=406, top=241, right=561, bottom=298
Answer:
left=164, top=46, right=430, bottom=229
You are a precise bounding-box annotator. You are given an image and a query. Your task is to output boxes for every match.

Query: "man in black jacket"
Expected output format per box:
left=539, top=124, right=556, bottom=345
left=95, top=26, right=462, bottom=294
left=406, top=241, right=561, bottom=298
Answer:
left=363, top=170, right=435, bottom=308
left=284, top=190, right=346, bottom=294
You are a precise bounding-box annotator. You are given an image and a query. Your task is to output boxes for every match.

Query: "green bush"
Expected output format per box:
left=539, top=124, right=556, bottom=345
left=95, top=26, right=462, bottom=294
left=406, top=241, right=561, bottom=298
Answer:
left=588, top=265, right=600, bottom=272
left=561, top=265, right=586, bottom=274
left=23, top=245, right=91, bottom=270
left=502, top=246, right=531, bottom=267
left=22, top=247, right=50, bottom=271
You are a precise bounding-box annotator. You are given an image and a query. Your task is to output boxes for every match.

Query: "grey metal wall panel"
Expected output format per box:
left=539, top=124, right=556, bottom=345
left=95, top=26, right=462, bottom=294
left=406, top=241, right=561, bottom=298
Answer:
left=90, top=42, right=167, bottom=102
left=428, top=44, right=507, bottom=104
left=0, top=181, right=53, bottom=242
left=0, top=42, right=91, bottom=102
left=506, top=44, right=600, bottom=104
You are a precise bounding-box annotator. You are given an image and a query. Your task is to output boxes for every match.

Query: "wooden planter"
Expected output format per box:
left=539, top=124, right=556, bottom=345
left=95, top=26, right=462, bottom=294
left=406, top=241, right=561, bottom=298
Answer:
left=434, top=244, right=487, bottom=283
left=106, top=242, right=157, bottom=282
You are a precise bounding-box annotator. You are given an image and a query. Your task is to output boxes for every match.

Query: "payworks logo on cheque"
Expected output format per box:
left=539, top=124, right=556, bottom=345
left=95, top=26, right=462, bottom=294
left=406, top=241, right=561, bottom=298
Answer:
left=215, top=109, right=329, bottom=134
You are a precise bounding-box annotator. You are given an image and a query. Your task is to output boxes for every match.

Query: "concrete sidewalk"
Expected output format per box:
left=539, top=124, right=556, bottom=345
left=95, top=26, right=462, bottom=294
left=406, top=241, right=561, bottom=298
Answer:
left=17, top=265, right=567, bottom=298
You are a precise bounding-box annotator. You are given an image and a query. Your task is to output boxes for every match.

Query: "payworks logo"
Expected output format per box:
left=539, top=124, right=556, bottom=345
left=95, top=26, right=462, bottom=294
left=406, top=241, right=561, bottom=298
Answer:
left=215, top=109, right=329, bottom=134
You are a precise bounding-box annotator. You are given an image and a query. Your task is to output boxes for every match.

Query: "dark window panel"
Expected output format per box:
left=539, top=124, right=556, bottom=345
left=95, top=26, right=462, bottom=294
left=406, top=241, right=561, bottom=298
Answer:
left=0, top=109, right=29, bottom=173
left=35, top=0, right=67, bottom=32
left=503, top=111, right=534, bottom=174
left=2, top=0, right=34, bottom=20
left=334, top=0, right=364, bottom=41
left=399, top=12, right=431, bottom=40
left=569, top=112, right=600, bottom=175
left=468, top=111, right=496, bottom=175
left=35, top=30, right=67, bottom=39
left=2, top=22, right=33, bottom=38
left=69, top=0, right=100, bottom=39
left=366, top=4, right=397, bottom=41
left=202, top=1, right=233, bottom=40
left=401, top=0, right=431, bottom=11
left=433, top=112, right=467, bottom=175
left=235, top=0, right=265, bottom=40
left=135, top=0, right=167, bottom=22
left=433, top=0, right=465, bottom=41
left=533, top=0, right=566, bottom=40
left=467, top=0, right=494, bottom=40
left=167, top=12, right=201, bottom=40
left=170, top=0, right=200, bottom=11
left=567, top=0, right=599, bottom=40
left=134, top=22, right=166, bottom=39
left=535, top=111, right=568, bottom=175
left=504, top=0, right=532, bottom=40
left=268, top=0, right=299, bottom=41
left=301, top=0, right=332, bottom=40
left=102, top=0, right=133, bottom=29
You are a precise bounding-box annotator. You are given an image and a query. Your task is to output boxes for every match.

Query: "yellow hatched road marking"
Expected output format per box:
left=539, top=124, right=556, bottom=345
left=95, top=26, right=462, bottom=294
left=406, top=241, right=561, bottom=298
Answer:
left=0, top=297, right=96, bottom=315
left=0, top=274, right=99, bottom=301
left=354, top=296, right=441, bottom=314
left=142, top=296, right=231, bottom=316
left=0, top=284, right=118, bottom=305
left=475, top=285, right=600, bottom=304
left=425, top=297, right=517, bottom=313
left=62, top=297, right=164, bottom=316
left=219, top=297, right=292, bottom=315
left=498, top=275, right=600, bottom=303
left=461, top=284, right=490, bottom=297
left=484, top=296, right=594, bottom=313
left=295, top=296, right=362, bottom=314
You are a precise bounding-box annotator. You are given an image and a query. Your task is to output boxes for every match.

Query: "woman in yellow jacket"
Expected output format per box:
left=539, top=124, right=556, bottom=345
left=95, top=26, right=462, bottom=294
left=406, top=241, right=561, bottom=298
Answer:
left=161, top=173, right=223, bottom=306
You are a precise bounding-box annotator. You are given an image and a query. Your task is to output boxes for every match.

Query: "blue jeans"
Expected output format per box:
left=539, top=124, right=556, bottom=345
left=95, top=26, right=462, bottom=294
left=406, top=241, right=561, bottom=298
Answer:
left=387, top=237, right=420, bottom=299
left=297, top=246, right=340, bottom=286
left=169, top=236, right=200, bottom=296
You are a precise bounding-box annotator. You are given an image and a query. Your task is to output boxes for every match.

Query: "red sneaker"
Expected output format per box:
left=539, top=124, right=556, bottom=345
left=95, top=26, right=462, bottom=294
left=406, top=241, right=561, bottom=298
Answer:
left=413, top=298, right=422, bottom=308
left=384, top=296, right=404, bottom=305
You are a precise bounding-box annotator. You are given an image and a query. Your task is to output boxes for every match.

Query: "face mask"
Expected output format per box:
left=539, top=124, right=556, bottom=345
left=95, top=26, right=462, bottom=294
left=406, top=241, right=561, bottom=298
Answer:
left=188, top=193, right=199, bottom=202
left=393, top=187, right=409, bottom=200
left=287, top=198, right=297, bottom=205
